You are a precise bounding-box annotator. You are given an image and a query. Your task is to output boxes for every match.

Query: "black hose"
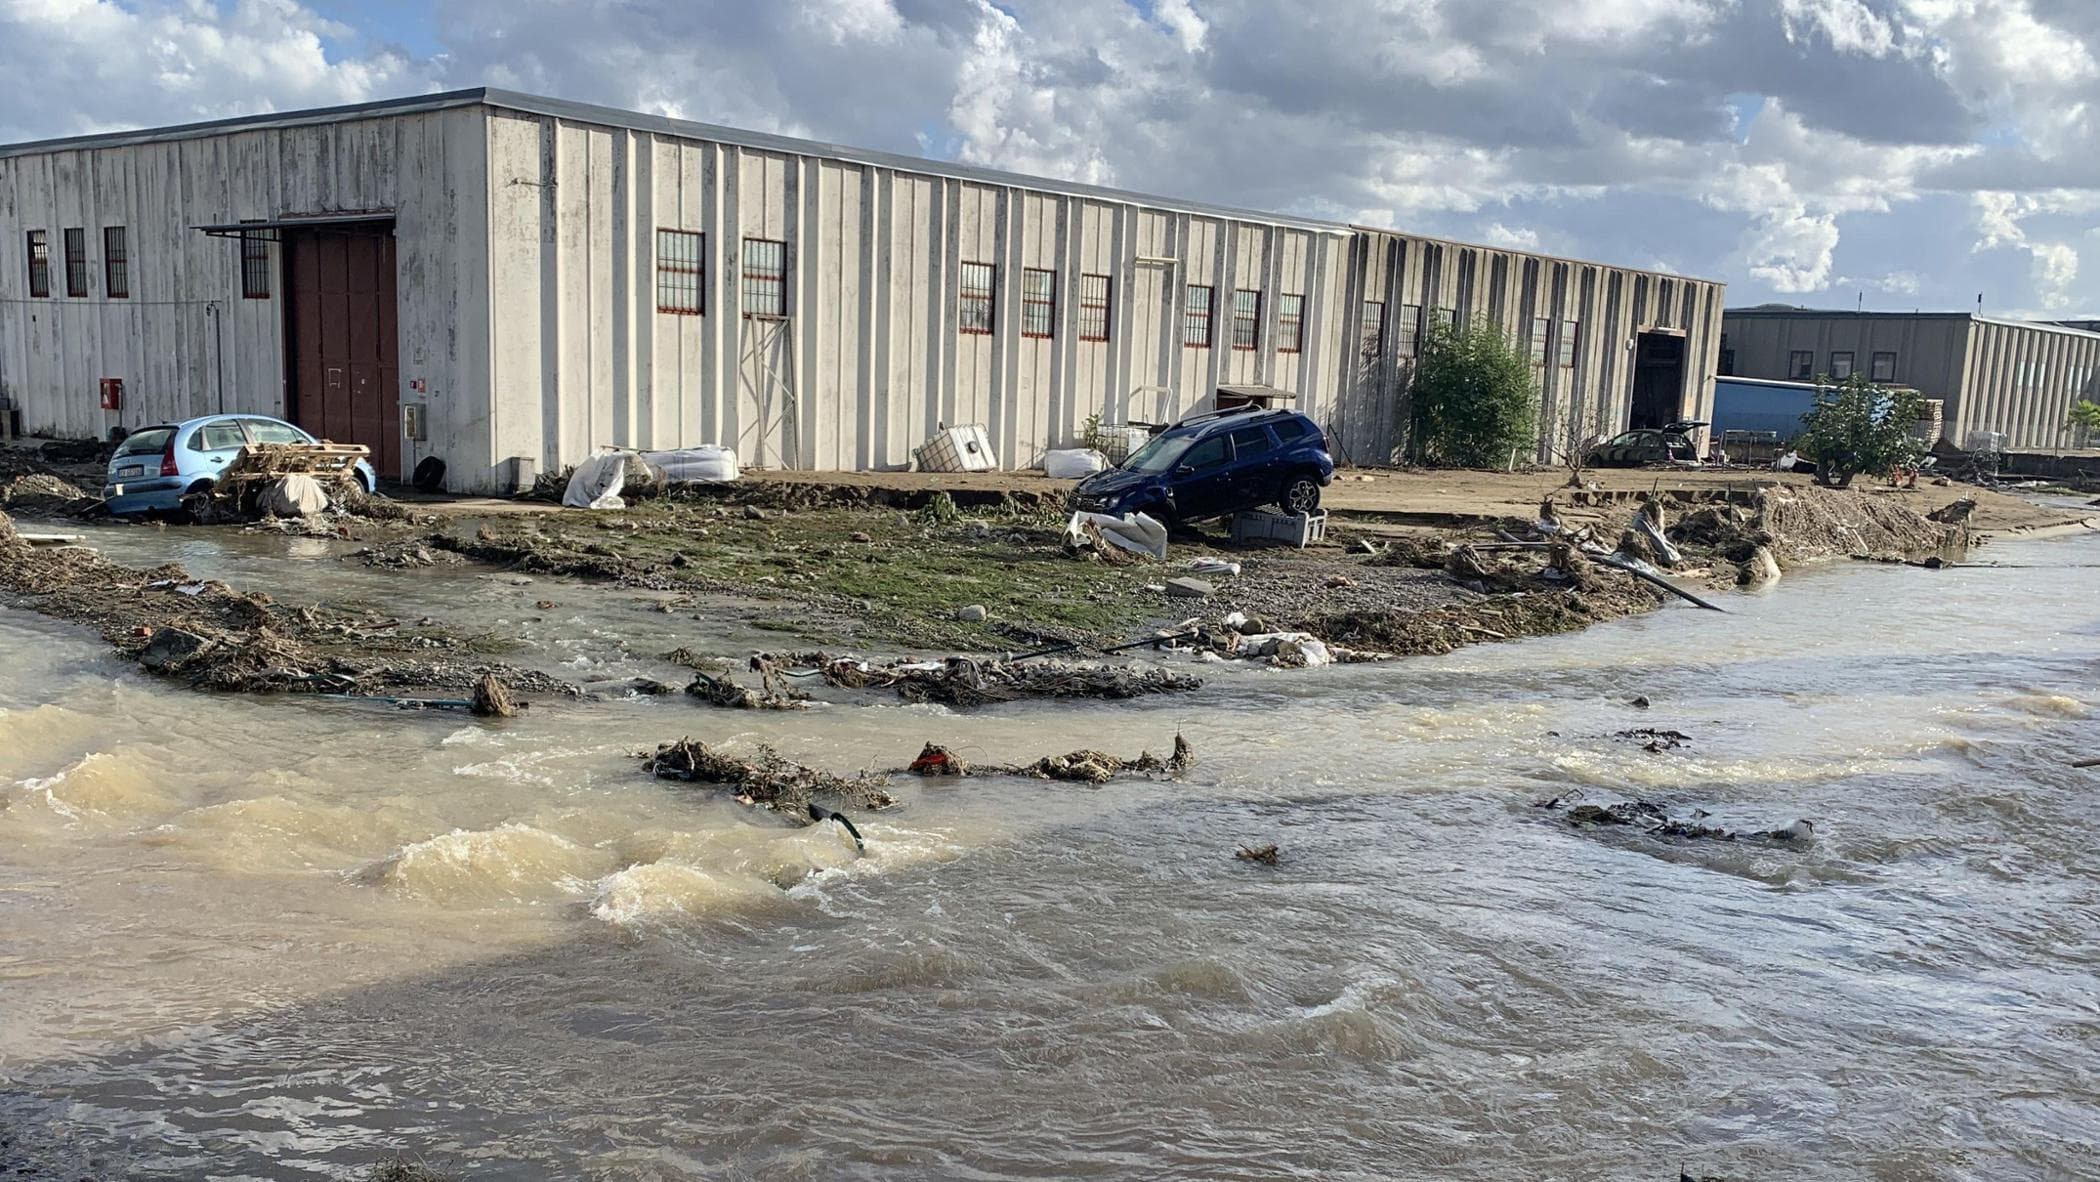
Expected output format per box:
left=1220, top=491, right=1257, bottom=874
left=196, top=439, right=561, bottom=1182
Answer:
left=808, top=804, right=866, bottom=853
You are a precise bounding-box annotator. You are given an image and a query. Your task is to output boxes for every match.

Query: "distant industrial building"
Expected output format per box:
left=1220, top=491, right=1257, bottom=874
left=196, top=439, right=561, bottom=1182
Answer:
left=1722, top=306, right=2100, bottom=450
left=2, top=89, right=1724, bottom=493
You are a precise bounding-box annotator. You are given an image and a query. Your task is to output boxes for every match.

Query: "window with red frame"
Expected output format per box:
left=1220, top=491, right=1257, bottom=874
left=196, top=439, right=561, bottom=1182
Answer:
left=1276, top=293, right=1304, bottom=353
left=1183, top=284, right=1213, bottom=347
left=959, top=261, right=996, bottom=334
left=1021, top=268, right=1055, bottom=338
left=1231, top=289, right=1261, bottom=351
left=1077, top=273, right=1111, bottom=341
left=656, top=229, right=703, bottom=314
left=741, top=238, right=787, bottom=316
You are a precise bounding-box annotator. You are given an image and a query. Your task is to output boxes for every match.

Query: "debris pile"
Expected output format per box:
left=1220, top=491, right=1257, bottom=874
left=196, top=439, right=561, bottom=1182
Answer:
left=0, top=472, right=96, bottom=516
left=1235, top=843, right=1281, bottom=865
left=1615, top=727, right=1691, bottom=753
left=685, top=656, right=809, bottom=710
left=0, top=507, right=571, bottom=701
left=1535, top=790, right=1816, bottom=845
left=1005, top=733, right=1195, bottom=784
left=907, top=743, right=970, bottom=776
left=819, top=655, right=1202, bottom=706
left=642, top=736, right=896, bottom=817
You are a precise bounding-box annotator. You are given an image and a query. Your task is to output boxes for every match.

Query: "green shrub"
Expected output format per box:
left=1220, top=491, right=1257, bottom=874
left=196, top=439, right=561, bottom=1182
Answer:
left=1798, top=374, right=1929, bottom=487
left=1409, top=317, right=1539, bottom=467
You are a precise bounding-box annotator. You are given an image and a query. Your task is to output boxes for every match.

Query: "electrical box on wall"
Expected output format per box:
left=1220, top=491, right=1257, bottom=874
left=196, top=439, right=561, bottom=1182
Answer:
left=99, top=378, right=123, bottom=411
left=402, top=403, right=428, bottom=441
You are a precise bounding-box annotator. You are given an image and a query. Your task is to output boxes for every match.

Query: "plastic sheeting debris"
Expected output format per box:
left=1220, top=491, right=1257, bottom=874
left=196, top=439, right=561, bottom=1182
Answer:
left=260, top=474, right=329, bottom=517
left=563, top=453, right=630, bottom=510
left=1065, top=510, right=1169, bottom=561
left=640, top=446, right=739, bottom=484
left=1043, top=448, right=1108, bottom=479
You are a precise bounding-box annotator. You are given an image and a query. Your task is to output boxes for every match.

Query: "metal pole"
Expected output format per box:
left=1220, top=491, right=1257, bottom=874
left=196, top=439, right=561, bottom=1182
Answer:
left=208, top=300, right=226, bottom=415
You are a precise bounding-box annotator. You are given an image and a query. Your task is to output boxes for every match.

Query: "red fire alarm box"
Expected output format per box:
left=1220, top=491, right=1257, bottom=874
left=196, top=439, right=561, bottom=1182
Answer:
left=99, top=377, right=123, bottom=411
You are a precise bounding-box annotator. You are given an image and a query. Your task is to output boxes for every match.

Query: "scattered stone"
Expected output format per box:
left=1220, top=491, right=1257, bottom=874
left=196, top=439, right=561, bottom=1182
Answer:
left=1325, top=573, right=1357, bottom=589
left=743, top=504, right=768, bottom=520
left=956, top=604, right=988, bottom=623
left=534, top=599, right=556, bottom=610
left=850, top=531, right=873, bottom=543
left=1629, top=695, right=1651, bottom=709
left=1235, top=843, right=1280, bottom=865
left=1738, top=544, right=1782, bottom=587
left=1165, top=576, right=1214, bottom=599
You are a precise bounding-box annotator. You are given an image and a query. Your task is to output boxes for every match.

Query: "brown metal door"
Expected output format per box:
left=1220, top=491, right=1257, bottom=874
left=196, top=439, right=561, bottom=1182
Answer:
left=287, top=227, right=399, bottom=476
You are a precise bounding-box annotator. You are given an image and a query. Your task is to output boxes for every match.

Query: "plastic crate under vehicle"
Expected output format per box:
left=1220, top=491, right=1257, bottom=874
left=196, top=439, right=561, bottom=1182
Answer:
left=1230, top=509, right=1327, bottom=548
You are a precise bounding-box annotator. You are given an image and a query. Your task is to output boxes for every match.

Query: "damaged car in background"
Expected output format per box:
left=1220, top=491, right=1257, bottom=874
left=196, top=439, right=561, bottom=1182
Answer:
left=1584, top=420, right=1709, bottom=468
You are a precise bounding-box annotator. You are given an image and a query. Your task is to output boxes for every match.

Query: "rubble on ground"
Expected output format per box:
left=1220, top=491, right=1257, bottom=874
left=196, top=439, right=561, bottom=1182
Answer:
left=642, top=736, right=896, bottom=818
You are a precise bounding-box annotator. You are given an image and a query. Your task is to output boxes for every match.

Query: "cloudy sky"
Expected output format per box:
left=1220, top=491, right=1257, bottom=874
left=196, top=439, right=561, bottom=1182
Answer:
left=4, top=0, right=2096, bottom=317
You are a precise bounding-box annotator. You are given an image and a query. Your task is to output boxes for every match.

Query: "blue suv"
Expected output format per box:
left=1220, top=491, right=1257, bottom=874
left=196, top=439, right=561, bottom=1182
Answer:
left=1073, top=408, right=1334, bottom=523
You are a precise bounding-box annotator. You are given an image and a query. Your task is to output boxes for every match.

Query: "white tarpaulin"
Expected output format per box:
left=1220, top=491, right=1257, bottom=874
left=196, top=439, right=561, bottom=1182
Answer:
left=1065, top=510, right=1169, bottom=561
left=1042, top=448, right=1108, bottom=479
left=640, top=446, right=739, bottom=484
left=563, top=453, right=629, bottom=510
left=261, top=474, right=329, bottom=517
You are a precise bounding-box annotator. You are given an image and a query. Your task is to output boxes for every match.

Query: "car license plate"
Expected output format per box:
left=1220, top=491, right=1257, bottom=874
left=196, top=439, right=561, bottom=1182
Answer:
left=118, top=465, right=144, bottom=478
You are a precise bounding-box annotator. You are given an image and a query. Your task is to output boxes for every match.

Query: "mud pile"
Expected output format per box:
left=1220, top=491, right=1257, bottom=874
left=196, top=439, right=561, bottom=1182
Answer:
left=1670, top=483, right=1966, bottom=570
left=0, top=473, right=96, bottom=516
left=0, top=508, right=571, bottom=700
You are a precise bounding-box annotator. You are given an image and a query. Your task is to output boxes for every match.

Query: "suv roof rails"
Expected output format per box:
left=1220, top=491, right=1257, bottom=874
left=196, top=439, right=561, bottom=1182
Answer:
left=1167, top=403, right=1274, bottom=431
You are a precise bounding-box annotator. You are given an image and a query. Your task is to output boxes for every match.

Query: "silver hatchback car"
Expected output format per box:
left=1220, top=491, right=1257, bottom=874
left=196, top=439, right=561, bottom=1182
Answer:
left=103, top=414, right=378, bottom=515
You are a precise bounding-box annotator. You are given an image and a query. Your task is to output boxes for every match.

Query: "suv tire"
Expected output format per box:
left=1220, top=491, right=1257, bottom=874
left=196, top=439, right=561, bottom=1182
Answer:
left=1280, top=474, right=1321, bottom=515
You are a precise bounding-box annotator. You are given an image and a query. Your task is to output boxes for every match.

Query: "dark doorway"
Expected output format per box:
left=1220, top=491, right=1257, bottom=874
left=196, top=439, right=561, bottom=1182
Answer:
left=285, top=227, right=399, bottom=477
left=1629, top=331, right=1685, bottom=429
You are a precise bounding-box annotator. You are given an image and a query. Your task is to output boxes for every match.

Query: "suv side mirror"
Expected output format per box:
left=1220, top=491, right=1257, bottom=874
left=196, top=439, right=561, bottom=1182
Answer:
left=1174, top=465, right=1195, bottom=477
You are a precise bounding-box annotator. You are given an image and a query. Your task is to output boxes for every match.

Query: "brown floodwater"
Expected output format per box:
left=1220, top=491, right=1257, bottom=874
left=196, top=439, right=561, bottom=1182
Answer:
left=2, top=523, right=2098, bottom=1179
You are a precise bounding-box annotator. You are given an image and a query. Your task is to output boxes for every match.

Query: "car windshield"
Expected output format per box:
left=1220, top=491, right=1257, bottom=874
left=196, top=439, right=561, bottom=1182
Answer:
left=1122, top=433, right=1194, bottom=473
left=115, top=427, right=176, bottom=457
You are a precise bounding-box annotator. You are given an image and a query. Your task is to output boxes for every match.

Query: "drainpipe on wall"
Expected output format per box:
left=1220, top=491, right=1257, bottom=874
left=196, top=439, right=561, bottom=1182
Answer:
left=206, top=300, right=226, bottom=415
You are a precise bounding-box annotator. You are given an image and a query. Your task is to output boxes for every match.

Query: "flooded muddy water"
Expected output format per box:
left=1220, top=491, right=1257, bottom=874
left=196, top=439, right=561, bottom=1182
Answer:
left=3, top=526, right=2098, bottom=1179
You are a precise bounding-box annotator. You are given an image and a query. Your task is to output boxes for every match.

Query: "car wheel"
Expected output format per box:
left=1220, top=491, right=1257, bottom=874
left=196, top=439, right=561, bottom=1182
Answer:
left=1280, top=475, right=1322, bottom=515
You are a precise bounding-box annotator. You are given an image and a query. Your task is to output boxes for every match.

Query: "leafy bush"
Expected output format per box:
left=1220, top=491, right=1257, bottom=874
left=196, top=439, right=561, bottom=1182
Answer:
left=2066, top=398, right=2100, bottom=446
left=1409, top=317, right=1539, bottom=468
left=1797, top=374, right=1929, bottom=488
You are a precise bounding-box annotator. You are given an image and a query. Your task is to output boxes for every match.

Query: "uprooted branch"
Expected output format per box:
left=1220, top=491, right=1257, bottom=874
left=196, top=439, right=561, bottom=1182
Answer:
left=643, top=736, right=897, bottom=818
left=904, top=733, right=1197, bottom=785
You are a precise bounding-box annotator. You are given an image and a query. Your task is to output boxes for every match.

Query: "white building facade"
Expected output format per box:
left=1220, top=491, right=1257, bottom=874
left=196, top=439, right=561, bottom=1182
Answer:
left=1, top=90, right=1724, bottom=493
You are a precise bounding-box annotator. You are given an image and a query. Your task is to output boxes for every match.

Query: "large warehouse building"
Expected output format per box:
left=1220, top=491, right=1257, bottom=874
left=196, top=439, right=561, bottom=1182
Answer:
left=1722, top=306, right=2100, bottom=450
left=1, top=89, right=1724, bottom=493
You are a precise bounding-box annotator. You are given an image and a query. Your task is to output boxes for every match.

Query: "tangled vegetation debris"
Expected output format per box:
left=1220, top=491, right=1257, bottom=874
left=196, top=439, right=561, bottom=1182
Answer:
left=818, top=654, right=1202, bottom=707
left=642, top=736, right=897, bottom=818
left=1004, top=733, right=1195, bottom=784
left=1235, top=843, right=1281, bottom=865
left=907, top=743, right=970, bottom=776
left=0, top=472, right=96, bottom=516
left=685, top=656, right=810, bottom=710
left=1535, top=790, right=1815, bottom=846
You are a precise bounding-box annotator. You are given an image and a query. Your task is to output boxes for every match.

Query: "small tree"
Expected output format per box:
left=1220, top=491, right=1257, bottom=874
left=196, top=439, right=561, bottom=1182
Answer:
left=2066, top=399, right=2100, bottom=447
left=1409, top=316, right=1539, bottom=468
left=1797, top=374, right=1929, bottom=488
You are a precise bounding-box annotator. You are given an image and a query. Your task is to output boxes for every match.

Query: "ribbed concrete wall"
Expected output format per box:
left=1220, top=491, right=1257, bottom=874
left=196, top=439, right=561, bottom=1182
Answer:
left=0, top=108, right=489, bottom=478
left=2, top=91, right=1727, bottom=492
